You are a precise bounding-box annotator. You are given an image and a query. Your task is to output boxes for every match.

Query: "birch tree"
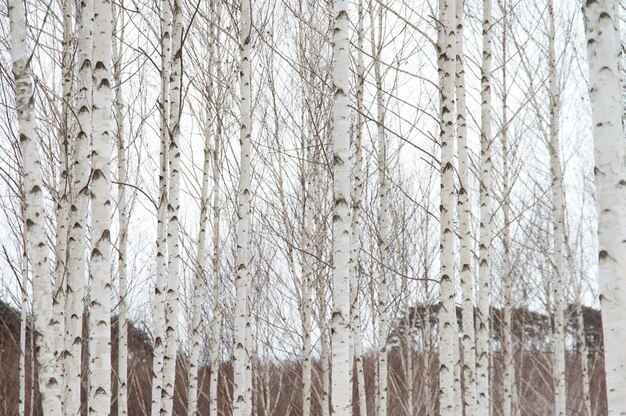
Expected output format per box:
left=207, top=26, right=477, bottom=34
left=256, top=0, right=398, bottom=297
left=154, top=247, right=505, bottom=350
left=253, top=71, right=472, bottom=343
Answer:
left=233, top=0, right=253, bottom=414
left=455, top=0, right=476, bottom=414
left=369, top=1, right=389, bottom=414
left=151, top=0, right=171, bottom=411
left=351, top=0, right=368, bottom=414
left=162, top=0, right=183, bottom=412
left=476, top=0, right=493, bottom=413
left=8, top=0, right=63, bottom=413
left=113, top=2, right=129, bottom=414
left=547, top=2, right=566, bottom=414
left=437, top=0, right=458, bottom=414
left=583, top=1, right=626, bottom=414
left=331, top=0, right=352, bottom=413
left=65, top=0, right=93, bottom=412
left=88, top=0, right=114, bottom=412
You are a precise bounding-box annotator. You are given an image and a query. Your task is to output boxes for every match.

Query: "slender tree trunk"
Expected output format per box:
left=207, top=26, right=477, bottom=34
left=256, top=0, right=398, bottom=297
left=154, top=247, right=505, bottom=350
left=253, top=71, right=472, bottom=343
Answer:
left=65, top=0, right=92, bottom=413
left=233, top=0, right=253, bottom=414
left=437, top=0, right=457, bottom=414
left=89, top=0, right=114, bottom=413
left=352, top=1, right=367, bottom=414
left=301, top=104, right=314, bottom=416
left=368, top=1, right=389, bottom=415
left=8, top=0, right=63, bottom=413
left=583, top=1, right=626, bottom=414
left=476, top=0, right=493, bottom=414
left=547, top=2, right=566, bottom=414
left=455, top=0, right=476, bottom=414
left=53, top=0, right=73, bottom=390
left=162, top=0, right=183, bottom=413
left=331, top=0, right=352, bottom=413
left=209, top=67, right=222, bottom=416
left=113, top=3, right=129, bottom=415
left=321, top=322, right=331, bottom=416
left=19, top=222, right=28, bottom=416
left=501, top=32, right=515, bottom=414
left=151, top=0, right=171, bottom=412
left=188, top=118, right=210, bottom=416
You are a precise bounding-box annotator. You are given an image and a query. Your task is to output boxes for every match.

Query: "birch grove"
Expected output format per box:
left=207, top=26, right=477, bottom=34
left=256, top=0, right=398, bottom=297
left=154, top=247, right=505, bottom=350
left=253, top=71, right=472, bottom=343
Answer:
left=1, top=0, right=626, bottom=415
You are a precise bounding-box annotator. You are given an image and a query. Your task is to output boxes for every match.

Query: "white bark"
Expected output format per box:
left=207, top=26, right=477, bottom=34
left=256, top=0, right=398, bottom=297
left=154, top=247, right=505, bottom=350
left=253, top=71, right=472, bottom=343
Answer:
left=151, top=0, right=171, bottom=411
left=162, top=0, right=183, bottom=412
left=501, top=35, right=515, bottom=415
left=65, top=0, right=92, bottom=413
left=437, top=0, right=457, bottom=414
left=548, top=2, right=566, bottom=414
left=113, top=3, right=128, bottom=414
left=19, top=223, right=28, bottom=416
left=188, top=86, right=212, bottom=416
left=583, top=1, right=626, bottom=414
left=476, top=0, right=492, bottom=413
left=331, top=0, right=352, bottom=414
left=53, top=0, right=73, bottom=388
left=233, top=0, right=252, bottom=414
left=88, top=0, right=114, bottom=412
left=368, top=2, right=389, bottom=415
left=209, top=81, right=222, bottom=416
left=351, top=0, right=367, bottom=414
left=455, top=0, right=476, bottom=414
left=8, top=0, right=63, bottom=413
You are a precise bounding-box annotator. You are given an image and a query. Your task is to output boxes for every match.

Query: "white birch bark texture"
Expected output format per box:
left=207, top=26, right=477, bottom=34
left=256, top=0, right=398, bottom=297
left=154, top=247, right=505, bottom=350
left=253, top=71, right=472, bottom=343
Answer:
left=8, top=0, right=63, bottom=413
left=500, top=32, right=515, bottom=414
left=583, top=1, right=626, bottom=414
left=19, top=224, right=28, bottom=416
left=301, top=102, right=314, bottom=416
left=209, top=5, right=222, bottom=413
left=209, top=75, right=222, bottom=416
left=233, top=0, right=252, bottom=414
left=151, top=0, right=171, bottom=411
left=455, top=0, right=476, bottom=414
left=476, top=0, right=492, bottom=413
left=66, top=0, right=92, bottom=412
left=352, top=0, right=367, bottom=414
left=548, top=2, right=566, bottom=414
left=188, top=91, right=212, bottom=416
left=437, top=0, right=457, bottom=414
left=369, top=0, right=389, bottom=413
left=113, top=3, right=128, bottom=414
left=331, top=0, right=352, bottom=414
left=53, top=0, right=72, bottom=386
left=88, top=0, right=114, bottom=412
left=162, top=0, right=183, bottom=412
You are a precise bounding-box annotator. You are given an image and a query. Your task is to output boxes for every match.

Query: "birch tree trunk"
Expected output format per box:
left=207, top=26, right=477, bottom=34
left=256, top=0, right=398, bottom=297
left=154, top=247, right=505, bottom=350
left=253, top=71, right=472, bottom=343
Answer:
left=351, top=0, right=367, bottom=413
left=8, top=0, right=63, bottom=413
left=437, top=0, right=457, bottom=414
left=331, top=0, right=352, bottom=413
left=188, top=83, right=212, bottom=416
left=500, top=37, right=515, bottom=415
left=53, top=0, right=73, bottom=387
left=162, top=0, right=183, bottom=412
left=88, top=0, right=114, bottom=412
left=151, top=0, right=171, bottom=411
left=233, top=0, right=253, bottom=414
left=209, top=64, right=222, bottom=416
left=113, top=3, right=128, bottom=414
left=455, top=0, right=476, bottom=414
left=583, top=1, right=626, bottom=414
left=476, top=0, right=493, bottom=413
left=19, top=222, right=28, bottom=416
left=547, top=2, right=566, bottom=414
left=301, top=107, right=314, bottom=416
left=368, top=1, right=389, bottom=414
left=65, top=0, right=93, bottom=412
